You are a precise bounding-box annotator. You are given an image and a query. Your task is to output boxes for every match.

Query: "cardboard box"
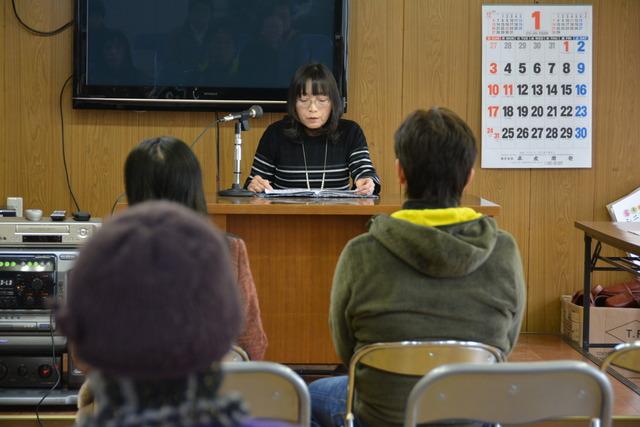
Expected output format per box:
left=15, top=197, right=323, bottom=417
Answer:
left=561, top=295, right=640, bottom=358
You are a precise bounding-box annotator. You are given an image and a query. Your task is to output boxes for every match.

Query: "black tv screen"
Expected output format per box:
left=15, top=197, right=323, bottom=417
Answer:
left=73, top=0, right=349, bottom=111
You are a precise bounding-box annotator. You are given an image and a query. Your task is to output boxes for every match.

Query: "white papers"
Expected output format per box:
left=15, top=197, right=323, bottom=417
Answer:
left=261, top=188, right=377, bottom=199
left=607, top=186, right=640, bottom=265
left=607, top=187, right=640, bottom=222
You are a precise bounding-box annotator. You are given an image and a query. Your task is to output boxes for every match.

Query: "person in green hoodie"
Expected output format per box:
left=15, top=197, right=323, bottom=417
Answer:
left=309, top=107, right=526, bottom=427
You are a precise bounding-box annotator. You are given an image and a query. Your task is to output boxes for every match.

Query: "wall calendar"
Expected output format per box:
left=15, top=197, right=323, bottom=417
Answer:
left=482, top=5, right=592, bottom=168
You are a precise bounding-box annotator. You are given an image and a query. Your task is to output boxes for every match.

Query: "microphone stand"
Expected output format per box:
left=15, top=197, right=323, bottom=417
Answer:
left=218, top=118, right=254, bottom=197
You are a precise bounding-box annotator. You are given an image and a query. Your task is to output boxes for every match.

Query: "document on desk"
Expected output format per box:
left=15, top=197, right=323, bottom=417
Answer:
left=260, top=188, right=378, bottom=199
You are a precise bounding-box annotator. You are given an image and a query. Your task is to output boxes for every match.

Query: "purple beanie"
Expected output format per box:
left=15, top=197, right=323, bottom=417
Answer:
left=57, top=201, right=242, bottom=379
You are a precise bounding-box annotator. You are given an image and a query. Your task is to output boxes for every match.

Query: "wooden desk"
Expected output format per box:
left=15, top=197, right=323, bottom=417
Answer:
left=574, top=221, right=640, bottom=352
left=209, top=194, right=499, bottom=364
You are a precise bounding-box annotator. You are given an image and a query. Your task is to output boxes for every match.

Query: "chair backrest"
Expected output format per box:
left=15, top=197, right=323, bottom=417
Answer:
left=404, top=361, right=613, bottom=427
left=224, top=344, right=250, bottom=362
left=601, top=341, right=640, bottom=374
left=220, top=361, right=310, bottom=426
left=345, top=340, right=504, bottom=427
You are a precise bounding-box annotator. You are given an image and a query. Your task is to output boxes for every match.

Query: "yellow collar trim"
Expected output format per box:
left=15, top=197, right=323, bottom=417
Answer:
left=391, top=207, right=482, bottom=227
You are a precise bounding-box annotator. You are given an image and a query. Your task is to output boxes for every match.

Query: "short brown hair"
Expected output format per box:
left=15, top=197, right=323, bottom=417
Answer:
left=394, top=107, right=477, bottom=205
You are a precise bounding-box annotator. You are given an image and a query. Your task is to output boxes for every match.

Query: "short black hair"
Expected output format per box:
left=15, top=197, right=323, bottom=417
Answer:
left=124, top=136, right=207, bottom=215
left=284, top=63, right=343, bottom=142
left=394, top=107, right=477, bottom=206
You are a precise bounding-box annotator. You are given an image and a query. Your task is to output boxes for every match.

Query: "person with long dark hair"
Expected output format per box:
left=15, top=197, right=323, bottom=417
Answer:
left=245, top=63, right=381, bottom=196
left=124, top=136, right=208, bottom=214
left=124, top=136, right=268, bottom=360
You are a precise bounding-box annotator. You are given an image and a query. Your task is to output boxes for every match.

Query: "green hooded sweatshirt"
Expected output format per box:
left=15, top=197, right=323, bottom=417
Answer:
left=329, top=207, right=526, bottom=426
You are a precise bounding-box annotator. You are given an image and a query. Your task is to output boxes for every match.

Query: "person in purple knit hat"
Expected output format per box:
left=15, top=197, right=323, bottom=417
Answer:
left=56, top=201, right=292, bottom=427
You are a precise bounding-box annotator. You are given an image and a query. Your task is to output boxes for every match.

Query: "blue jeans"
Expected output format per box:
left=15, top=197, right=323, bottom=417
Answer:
left=308, top=376, right=366, bottom=427
left=309, top=376, right=490, bottom=427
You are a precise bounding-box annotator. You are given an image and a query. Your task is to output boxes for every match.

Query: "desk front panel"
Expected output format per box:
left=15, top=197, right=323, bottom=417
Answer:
left=215, top=213, right=370, bottom=364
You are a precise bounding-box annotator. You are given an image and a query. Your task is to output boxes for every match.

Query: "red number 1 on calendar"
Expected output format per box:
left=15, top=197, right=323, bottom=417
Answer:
left=531, top=10, right=541, bottom=30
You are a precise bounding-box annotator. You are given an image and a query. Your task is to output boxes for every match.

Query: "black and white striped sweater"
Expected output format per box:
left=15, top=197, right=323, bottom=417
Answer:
left=245, top=119, right=381, bottom=194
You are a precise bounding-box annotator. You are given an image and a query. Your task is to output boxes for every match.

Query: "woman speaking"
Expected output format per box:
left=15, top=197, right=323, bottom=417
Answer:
left=245, top=63, right=381, bottom=196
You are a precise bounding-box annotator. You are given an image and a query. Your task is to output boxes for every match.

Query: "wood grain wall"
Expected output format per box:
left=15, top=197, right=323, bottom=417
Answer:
left=1, top=0, right=639, bottom=334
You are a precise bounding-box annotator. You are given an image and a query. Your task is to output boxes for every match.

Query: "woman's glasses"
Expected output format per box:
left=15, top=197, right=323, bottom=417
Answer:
left=296, top=96, right=331, bottom=108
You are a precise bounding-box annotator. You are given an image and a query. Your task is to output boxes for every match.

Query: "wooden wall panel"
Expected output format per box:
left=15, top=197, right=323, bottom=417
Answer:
left=346, top=0, right=404, bottom=198
left=2, top=0, right=640, bottom=335
left=525, top=0, right=640, bottom=332
left=528, top=167, right=596, bottom=331
left=68, top=109, right=140, bottom=214
left=593, top=0, right=640, bottom=216
left=3, top=0, right=74, bottom=213
left=68, top=109, right=224, bottom=215
left=590, top=0, right=640, bottom=287
left=525, top=0, right=597, bottom=333
left=0, top=2, right=6, bottom=201
left=403, top=0, right=470, bottom=115
left=465, top=0, right=533, bottom=330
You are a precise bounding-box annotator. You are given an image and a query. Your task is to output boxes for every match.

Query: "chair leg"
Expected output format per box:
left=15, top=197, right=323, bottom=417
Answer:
left=345, top=414, right=355, bottom=427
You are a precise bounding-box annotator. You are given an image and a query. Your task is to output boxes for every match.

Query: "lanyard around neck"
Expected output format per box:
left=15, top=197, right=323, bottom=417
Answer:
left=301, top=138, right=328, bottom=190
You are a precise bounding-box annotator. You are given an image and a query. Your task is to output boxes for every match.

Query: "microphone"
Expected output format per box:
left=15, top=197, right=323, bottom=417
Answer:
left=218, top=105, right=263, bottom=123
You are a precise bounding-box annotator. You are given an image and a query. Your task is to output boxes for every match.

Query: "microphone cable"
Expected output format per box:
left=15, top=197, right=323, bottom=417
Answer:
left=190, top=112, right=220, bottom=149
left=190, top=112, right=221, bottom=193
left=60, top=75, right=81, bottom=212
left=110, top=192, right=125, bottom=216
left=12, top=0, right=74, bottom=37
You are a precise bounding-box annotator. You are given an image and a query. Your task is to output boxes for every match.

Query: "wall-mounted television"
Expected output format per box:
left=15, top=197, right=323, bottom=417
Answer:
left=73, top=0, right=349, bottom=112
